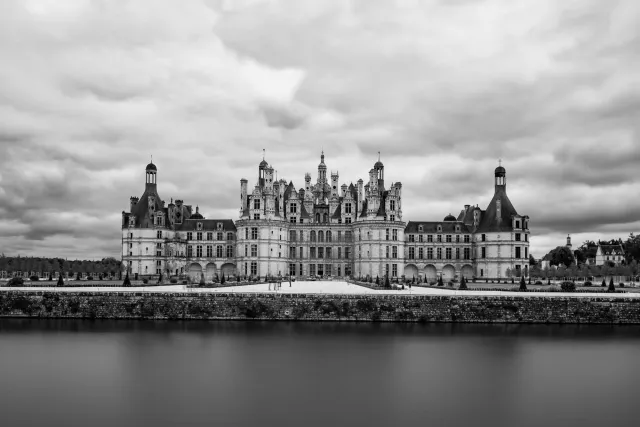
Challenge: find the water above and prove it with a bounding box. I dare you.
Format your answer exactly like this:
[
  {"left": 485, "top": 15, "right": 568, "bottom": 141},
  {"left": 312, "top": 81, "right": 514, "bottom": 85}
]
[{"left": 1, "top": 320, "right": 639, "bottom": 427}]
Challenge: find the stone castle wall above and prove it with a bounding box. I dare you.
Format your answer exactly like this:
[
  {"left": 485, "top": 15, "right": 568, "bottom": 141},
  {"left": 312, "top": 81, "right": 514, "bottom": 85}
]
[{"left": 1, "top": 291, "right": 640, "bottom": 323}]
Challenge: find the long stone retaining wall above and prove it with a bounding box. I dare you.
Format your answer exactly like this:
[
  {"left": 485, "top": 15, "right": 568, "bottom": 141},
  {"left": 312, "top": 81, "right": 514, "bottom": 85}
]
[{"left": 2, "top": 291, "right": 640, "bottom": 323}]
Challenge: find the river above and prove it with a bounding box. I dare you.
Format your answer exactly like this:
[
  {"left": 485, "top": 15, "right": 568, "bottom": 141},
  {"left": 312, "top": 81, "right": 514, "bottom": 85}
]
[{"left": 1, "top": 319, "right": 639, "bottom": 427}]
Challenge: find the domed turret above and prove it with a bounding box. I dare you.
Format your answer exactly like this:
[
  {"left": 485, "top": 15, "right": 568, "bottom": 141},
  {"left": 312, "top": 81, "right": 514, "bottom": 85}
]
[
  {"left": 495, "top": 161, "right": 506, "bottom": 190},
  {"left": 190, "top": 206, "right": 204, "bottom": 220},
  {"left": 145, "top": 160, "right": 157, "bottom": 190},
  {"left": 146, "top": 162, "right": 157, "bottom": 172},
  {"left": 444, "top": 213, "right": 456, "bottom": 221}
]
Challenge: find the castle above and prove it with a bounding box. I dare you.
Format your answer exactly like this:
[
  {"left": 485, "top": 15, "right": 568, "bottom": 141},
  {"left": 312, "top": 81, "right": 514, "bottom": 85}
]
[{"left": 122, "top": 154, "right": 530, "bottom": 282}]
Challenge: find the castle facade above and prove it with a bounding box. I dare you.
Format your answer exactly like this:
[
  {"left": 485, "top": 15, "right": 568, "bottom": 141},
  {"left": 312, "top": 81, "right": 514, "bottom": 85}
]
[{"left": 122, "top": 155, "right": 530, "bottom": 282}]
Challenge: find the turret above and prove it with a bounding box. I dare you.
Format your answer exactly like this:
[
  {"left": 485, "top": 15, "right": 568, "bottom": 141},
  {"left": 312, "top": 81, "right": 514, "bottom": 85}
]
[
  {"left": 374, "top": 154, "right": 384, "bottom": 190},
  {"left": 145, "top": 161, "right": 157, "bottom": 192},
  {"left": 259, "top": 159, "right": 268, "bottom": 187},
  {"left": 495, "top": 163, "right": 506, "bottom": 192},
  {"left": 317, "top": 151, "right": 327, "bottom": 183},
  {"left": 566, "top": 234, "right": 572, "bottom": 249},
  {"left": 331, "top": 171, "right": 339, "bottom": 198},
  {"left": 130, "top": 196, "right": 139, "bottom": 213}
]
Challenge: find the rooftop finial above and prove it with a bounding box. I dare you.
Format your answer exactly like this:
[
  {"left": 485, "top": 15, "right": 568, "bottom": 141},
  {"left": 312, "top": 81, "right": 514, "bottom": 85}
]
[
  {"left": 499, "top": 158, "right": 502, "bottom": 166},
  {"left": 151, "top": 154, "right": 153, "bottom": 164},
  {"left": 378, "top": 151, "right": 380, "bottom": 162},
  {"left": 263, "top": 149, "right": 265, "bottom": 161}
]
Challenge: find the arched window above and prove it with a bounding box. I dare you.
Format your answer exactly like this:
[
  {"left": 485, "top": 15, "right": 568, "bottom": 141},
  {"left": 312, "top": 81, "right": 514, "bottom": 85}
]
[
  {"left": 323, "top": 213, "right": 328, "bottom": 223},
  {"left": 318, "top": 231, "right": 324, "bottom": 242},
  {"left": 315, "top": 213, "right": 320, "bottom": 223},
  {"left": 289, "top": 230, "right": 296, "bottom": 242},
  {"left": 326, "top": 231, "right": 332, "bottom": 242},
  {"left": 310, "top": 231, "right": 316, "bottom": 242}
]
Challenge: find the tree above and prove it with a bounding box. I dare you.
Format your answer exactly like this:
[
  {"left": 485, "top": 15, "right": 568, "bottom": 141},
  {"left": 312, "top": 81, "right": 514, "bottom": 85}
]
[
  {"left": 437, "top": 275, "right": 444, "bottom": 287},
  {"left": 157, "top": 273, "right": 163, "bottom": 284},
  {"left": 56, "top": 272, "right": 64, "bottom": 287},
  {"left": 375, "top": 276, "right": 379, "bottom": 285},
  {"left": 459, "top": 276, "right": 467, "bottom": 290},
  {"left": 608, "top": 278, "right": 615, "bottom": 292},
  {"left": 544, "top": 246, "right": 575, "bottom": 268},
  {"left": 123, "top": 273, "right": 131, "bottom": 287},
  {"left": 221, "top": 273, "right": 226, "bottom": 285},
  {"left": 200, "top": 273, "right": 206, "bottom": 286},
  {"left": 519, "top": 276, "right": 527, "bottom": 291},
  {"left": 623, "top": 233, "right": 640, "bottom": 264},
  {"left": 505, "top": 268, "right": 512, "bottom": 279},
  {"left": 529, "top": 254, "right": 537, "bottom": 266},
  {"left": 385, "top": 274, "right": 390, "bottom": 288}
]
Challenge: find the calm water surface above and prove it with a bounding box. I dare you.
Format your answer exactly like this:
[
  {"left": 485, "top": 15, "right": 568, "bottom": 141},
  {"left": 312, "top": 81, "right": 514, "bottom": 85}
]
[{"left": 1, "top": 319, "right": 639, "bottom": 427}]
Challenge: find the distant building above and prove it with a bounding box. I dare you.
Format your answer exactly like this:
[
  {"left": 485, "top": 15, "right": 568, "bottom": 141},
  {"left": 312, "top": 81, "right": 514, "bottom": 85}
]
[{"left": 595, "top": 242, "right": 625, "bottom": 266}]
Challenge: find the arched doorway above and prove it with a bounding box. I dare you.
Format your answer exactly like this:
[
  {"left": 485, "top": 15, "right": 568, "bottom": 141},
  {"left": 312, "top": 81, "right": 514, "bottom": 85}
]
[
  {"left": 221, "top": 263, "right": 236, "bottom": 278},
  {"left": 205, "top": 263, "right": 217, "bottom": 282},
  {"left": 188, "top": 263, "right": 203, "bottom": 282},
  {"left": 424, "top": 265, "right": 437, "bottom": 282},
  {"left": 461, "top": 265, "right": 473, "bottom": 279},
  {"left": 442, "top": 265, "right": 455, "bottom": 281},
  {"left": 405, "top": 264, "right": 418, "bottom": 280}
]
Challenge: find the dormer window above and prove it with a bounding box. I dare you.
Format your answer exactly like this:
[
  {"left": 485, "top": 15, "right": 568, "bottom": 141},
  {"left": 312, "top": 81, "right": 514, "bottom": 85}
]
[
  {"left": 418, "top": 225, "right": 423, "bottom": 232},
  {"left": 455, "top": 225, "right": 460, "bottom": 232},
  {"left": 197, "top": 222, "right": 203, "bottom": 230},
  {"left": 437, "top": 225, "right": 442, "bottom": 233},
  {"left": 217, "top": 223, "right": 223, "bottom": 230}
]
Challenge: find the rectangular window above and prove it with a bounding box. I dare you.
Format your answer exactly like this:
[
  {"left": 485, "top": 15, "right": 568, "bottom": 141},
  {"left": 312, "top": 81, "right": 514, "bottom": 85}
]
[
  {"left": 290, "top": 217, "right": 296, "bottom": 223},
  {"left": 427, "top": 235, "right": 433, "bottom": 243},
  {"left": 251, "top": 262, "right": 257, "bottom": 276},
  {"left": 464, "top": 235, "right": 470, "bottom": 243},
  {"left": 216, "top": 245, "right": 223, "bottom": 258},
  {"left": 217, "top": 232, "right": 223, "bottom": 240},
  {"left": 251, "top": 228, "right": 258, "bottom": 239},
  {"left": 254, "top": 199, "right": 260, "bottom": 209},
  {"left": 326, "top": 248, "right": 332, "bottom": 259},
  {"left": 392, "top": 230, "right": 398, "bottom": 241},
  {"left": 310, "top": 264, "right": 316, "bottom": 276},
  {"left": 197, "top": 232, "right": 202, "bottom": 241},
  {"left": 525, "top": 234, "right": 528, "bottom": 242},
  {"left": 345, "top": 203, "right": 352, "bottom": 214},
  {"left": 525, "top": 247, "right": 528, "bottom": 259},
  {"left": 187, "top": 232, "right": 193, "bottom": 240},
  {"left": 207, "top": 245, "right": 213, "bottom": 257},
  {"left": 244, "top": 244, "right": 248, "bottom": 256},
  {"left": 515, "top": 247, "right": 521, "bottom": 258},
  {"left": 290, "top": 247, "right": 296, "bottom": 259},
  {"left": 427, "top": 248, "right": 433, "bottom": 259},
  {"left": 253, "top": 214, "right": 260, "bottom": 220},
  {"left": 187, "top": 246, "right": 193, "bottom": 257},
  {"left": 345, "top": 247, "right": 350, "bottom": 259},
  {"left": 244, "top": 228, "right": 248, "bottom": 239},
  {"left": 409, "top": 247, "right": 415, "bottom": 259},
  {"left": 408, "top": 234, "right": 415, "bottom": 242},
  {"left": 345, "top": 217, "right": 351, "bottom": 224},
  {"left": 250, "top": 245, "right": 257, "bottom": 257},
  {"left": 446, "top": 248, "right": 452, "bottom": 259},
  {"left": 227, "top": 232, "right": 233, "bottom": 241},
  {"left": 196, "top": 245, "right": 203, "bottom": 257},
  {"left": 464, "top": 247, "right": 470, "bottom": 259},
  {"left": 515, "top": 233, "right": 521, "bottom": 241},
  {"left": 455, "top": 235, "right": 460, "bottom": 243},
  {"left": 318, "top": 248, "right": 324, "bottom": 259},
  {"left": 207, "top": 232, "right": 213, "bottom": 240},
  {"left": 482, "top": 234, "right": 486, "bottom": 242},
  {"left": 289, "top": 263, "right": 296, "bottom": 276},
  {"left": 156, "top": 251, "right": 162, "bottom": 257},
  {"left": 157, "top": 231, "right": 162, "bottom": 239},
  {"left": 386, "top": 246, "right": 389, "bottom": 258},
  {"left": 392, "top": 264, "right": 398, "bottom": 278},
  {"left": 419, "top": 247, "right": 424, "bottom": 259},
  {"left": 481, "top": 247, "right": 486, "bottom": 258},
  {"left": 290, "top": 203, "right": 297, "bottom": 213},
  {"left": 226, "top": 246, "right": 233, "bottom": 258},
  {"left": 337, "top": 247, "right": 342, "bottom": 259},
  {"left": 418, "top": 234, "right": 423, "bottom": 243},
  {"left": 385, "top": 229, "right": 390, "bottom": 240},
  {"left": 310, "top": 247, "right": 316, "bottom": 258},
  {"left": 392, "top": 246, "right": 398, "bottom": 259},
  {"left": 299, "top": 247, "right": 303, "bottom": 258},
  {"left": 516, "top": 220, "right": 520, "bottom": 228},
  {"left": 437, "top": 248, "right": 442, "bottom": 259},
  {"left": 455, "top": 248, "right": 460, "bottom": 259},
  {"left": 437, "top": 235, "right": 442, "bottom": 243},
  {"left": 156, "top": 269, "right": 161, "bottom": 275},
  {"left": 446, "top": 235, "right": 452, "bottom": 243},
  {"left": 345, "top": 231, "right": 352, "bottom": 242}
]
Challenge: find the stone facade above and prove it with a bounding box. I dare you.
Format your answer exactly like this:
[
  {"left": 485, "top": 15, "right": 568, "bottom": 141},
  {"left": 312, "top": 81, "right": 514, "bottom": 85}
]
[{"left": 122, "top": 155, "right": 530, "bottom": 281}]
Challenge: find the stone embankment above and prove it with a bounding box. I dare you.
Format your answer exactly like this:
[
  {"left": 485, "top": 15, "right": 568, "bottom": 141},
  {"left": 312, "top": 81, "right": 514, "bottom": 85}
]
[{"left": 1, "top": 291, "right": 640, "bottom": 323}]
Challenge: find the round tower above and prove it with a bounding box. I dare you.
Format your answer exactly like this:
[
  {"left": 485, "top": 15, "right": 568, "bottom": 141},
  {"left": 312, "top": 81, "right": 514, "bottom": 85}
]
[
  {"left": 318, "top": 151, "right": 327, "bottom": 183},
  {"left": 495, "top": 162, "right": 506, "bottom": 190},
  {"left": 145, "top": 161, "right": 157, "bottom": 192}
]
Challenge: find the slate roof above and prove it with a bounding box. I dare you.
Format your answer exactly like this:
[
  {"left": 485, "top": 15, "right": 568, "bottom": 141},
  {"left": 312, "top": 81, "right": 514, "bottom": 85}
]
[
  {"left": 176, "top": 219, "right": 236, "bottom": 232},
  {"left": 129, "top": 189, "right": 164, "bottom": 228},
  {"left": 475, "top": 187, "right": 520, "bottom": 233},
  {"left": 405, "top": 221, "right": 471, "bottom": 234},
  {"left": 598, "top": 244, "right": 624, "bottom": 255}
]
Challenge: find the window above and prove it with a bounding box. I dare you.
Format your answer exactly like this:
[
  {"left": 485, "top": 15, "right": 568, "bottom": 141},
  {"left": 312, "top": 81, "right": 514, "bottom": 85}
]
[
  {"left": 326, "top": 248, "right": 332, "bottom": 259},
  {"left": 345, "top": 231, "right": 352, "bottom": 242},
  {"left": 187, "top": 232, "right": 193, "bottom": 240},
  {"left": 299, "top": 247, "right": 303, "bottom": 258},
  {"left": 392, "top": 230, "right": 398, "bottom": 241},
  {"left": 481, "top": 234, "right": 486, "bottom": 242},
  {"left": 197, "top": 232, "right": 202, "bottom": 241},
  {"left": 216, "top": 245, "right": 223, "bottom": 258},
  {"left": 226, "top": 246, "right": 233, "bottom": 258},
  {"left": 418, "top": 225, "right": 423, "bottom": 232},
  {"left": 253, "top": 214, "right": 260, "bottom": 220},
  {"left": 318, "top": 248, "right": 324, "bottom": 259},
  {"left": 515, "top": 247, "right": 521, "bottom": 258},
  {"left": 290, "top": 217, "right": 297, "bottom": 223},
  {"left": 437, "top": 248, "right": 442, "bottom": 259},
  {"left": 310, "top": 264, "right": 316, "bottom": 276},
  {"left": 419, "top": 247, "right": 424, "bottom": 259},
  {"left": 345, "top": 247, "right": 350, "bottom": 259},
  {"left": 337, "top": 247, "right": 342, "bottom": 259},
  {"left": 515, "top": 233, "right": 521, "bottom": 241},
  {"left": 251, "top": 262, "right": 257, "bottom": 276},
  {"left": 129, "top": 243, "right": 132, "bottom": 249},
  {"left": 437, "top": 235, "right": 442, "bottom": 243},
  {"left": 207, "top": 245, "right": 213, "bottom": 257},
  {"left": 386, "top": 229, "right": 389, "bottom": 241},
  {"left": 390, "top": 200, "right": 395, "bottom": 211},
  {"left": 390, "top": 214, "right": 395, "bottom": 222},
  {"left": 227, "top": 232, "right": 233, "bottom": 241},
  {"left": 156, "top": 260, "right": 162, "bottom": 267},
  {"left": 525, "top": 247, "right": 528, "bottom": 259},
  {"left": 157, "top": 231, "right": 162, "bottom": 239},
  {"left": 290, "top": 263, "right": 296, "bottom": 276},
  {"left": 251, "top": 228, "right": 258, "bottom": 239},
  {"left": 464, "top": 248, "right": 470, "bottom": 260},
  {"left": 207, "top": 232, "right": 213, "bottom": 241},
  {"left": 455, "top": 248, "right": 460, "bottom": 259},
  {"left": 481, "top": 247, "right": 486, "bottom": 258},
  {"left": 318, "top": 231, "right": 324, "bottom": 242},
  {"left": 196, "top": 245, "right": 203, "bottom": 257},
  {"left": 244, "top": 244, "right": 248, "bottom": 256},
  {"left": 427, "top": 235, "right": 433, "bottom": 243},
  {"left": 516, "top": 220, "right": 520, "bottom": 228},
  {"left": 455, "top": 235, "right": 460, "bottom": 243},
  {"left": 409, "top": 247, "right": 415, "bottom": 259},
  {"left": 418, "top": 234, "right": 423, "bottom": 243},
  {"left": 409, "top": 234, "right": 415, "bottom": 242},
  {"left": 446, "top": 248, "right": 452, "bottom": 259},
  {"left": 156, "top": 250, "right": 162, "bottom": 257},
  {"left": 525, "top": 234, "right": 528, "bottom": 242},
  {"left": 327, "top": 231, "right": 332, "bottom": 242},
  {"left": 345, "top": 203, "right": 352, "bottom": 214},
  {"left": 156, "top": 268, "right": 161, "bottom": 275},
  {"left": 310, "top": 247, "right": 316, "bottom": 258},
  {"left": 197, "top": 222, "right": 203, "bottom": 231},
  {"left": 254, "top": 199, "right": 260, "bottom": 209},
  {"left": 345, "top": 217, "right": 351, "bottom": 224},
  {"left": 392, "top": 264, "right": 397, "bottom": 278},
  {"left": 464, "top": 235, "right": 470, "bottom": 243},
  {"left": 392, "top": 246, "right": 398, "bottom": 259},
  {"left": 427, "top": 248, "right": 433, "bottom": 259},
  {"left": 446, "top": 235, "right": 452, "bottom": 243},
  {"left": 217, "top": 232, "right": 223, "bottom": 241},
  {"left": 386, "top": 246, "right": 390, "bottom": 258},
  {"left": 187, "top": 246, "right": 193, "bottom": 257},
  {"left": 217, "top": 222, "right": 223, "bottom": 230},
  {"left": 251, "top": 245, "right": 257, "bottom": 257},
  {"left": 310, "top": 231, "right": 316, "bottom": 242},
  {"left": 290, "top": 247, "right": 296, "bottom": 259},
  {"left": 290, "top": 203, "right": 297, "bottom": 213}
]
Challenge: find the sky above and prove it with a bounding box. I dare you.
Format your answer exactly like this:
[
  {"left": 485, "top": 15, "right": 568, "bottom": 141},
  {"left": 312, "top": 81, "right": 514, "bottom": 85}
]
[{"left": 0, "top": 0, "right": 639, "bottom": 260}]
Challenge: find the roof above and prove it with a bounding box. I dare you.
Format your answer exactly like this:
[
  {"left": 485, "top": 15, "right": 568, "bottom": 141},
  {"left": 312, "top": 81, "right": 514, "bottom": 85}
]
[
  {"left": 405, "top": 221, "right": 471, "bottom": 234},
  {"left": 495, "top": 165, "right": 505, "bottom": 175},
  {"left": 259, "top": 160, "right": 268, "bottom": 168},
  {"left": 176, "top": 219, "right": 237, "bottom": 232},
  {"left": 444, "top": 214, "right": 456, "bottom": 221},
  {"left": 129, "top": 189, "right": 164, "bottom": 228},
  {"left": 332, "top": 203, "right": 342, "bottom": 219},
  {"left": 475, "top": 187, "right": 519, "bottom": 233},
  {"left": 374, "top": 160, "right": 384, "bottom": 169},
  {"left": 146, "top": 162, "right": 157, "bottom": 171},
  {"left": 598, "top": 244, "right": 624, "bottom": 255}
]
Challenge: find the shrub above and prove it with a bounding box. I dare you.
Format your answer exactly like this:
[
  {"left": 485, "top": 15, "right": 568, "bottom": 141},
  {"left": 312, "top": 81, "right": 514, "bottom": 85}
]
[
  {"left": 375, "top": 276, "right": 380, "bottom": 285},
  {"left": 459, "top": 276, "right": 468, "bottom": 290},
  {"left": 608, "top": 278, "right": 615, "bottom": 292},
  {"left": 619, "top": 283, "right": 625, "bottom": 288},
  {"left": 57, "top": 274, "right": 64, "bottom": 287},
  {"left": 560, "top": 281, "right": 576, "bottom": 292},
  {"left": 601, "top": 279, "right": 606, "bottom": 287},
  {"left": 447, "top": 281, "right": 453, "bottom": 287},
  {"left": 30, "top": 276, "right": 39, "bottom": 281},
  {"left": 437, "top": 276, "right": 444, "bottom": 287},
  {"left": 519, "top": 276, "right": 527, "bottom": 291},
  {"left": 584, "top": 281, "right": 592, "bottom": 287},
  {"left": 200, "top": 274, "right": 205, "bottom": 286},
  {"left": 221, "top": 274, "right": 226, "bottom": 285},
  {"left": 182, "top": 280, "right": 188, "bottom": 285},
  {"left": 86, "top": 276, "right": 93, "bottom": 281},
  {"left": 123, "top": 273, "right": 131, "bottom": 287},
  {"left": 7, "top": 277, "right": 24, "bottom": 287},
  {"left": 170, "top": 278, "right": 178, "bottom": 284},
  {"left": 385, "top": 275, "right": 390, "bottom": 288},
  {"left": 142, "top": 278, "right": 149, "bottom": 284},
  {"left": 429, "top": 281, "right": 437, "bottom": 286},
  {"left": 535, "top": 281, "right": 543, "bottom": 285}
]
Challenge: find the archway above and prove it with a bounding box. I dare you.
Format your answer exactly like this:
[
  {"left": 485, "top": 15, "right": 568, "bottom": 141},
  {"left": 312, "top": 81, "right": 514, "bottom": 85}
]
[
  {"left": 205, "top": 263, "right": 217, "bottom": 282},
  {"left": 461, "top": 265, "right": 473, "bottom": 280},
  {"left": 188, "top": 263, "right": 203, "bottom": 282},
  {"left": 442, "top": 264, "right": 456, "bottom": 281},
  {"left": 221, "top": 263, "right": 236, "bottom": 278},
  {"left": 405, "top": 264, "right": 418, "bottom": 280},
  {"left": 423, "top": 265, "right": 437, "bottom": 282}
]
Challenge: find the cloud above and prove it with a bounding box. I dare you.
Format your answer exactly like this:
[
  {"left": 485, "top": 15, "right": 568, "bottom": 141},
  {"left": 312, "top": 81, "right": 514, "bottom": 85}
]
[{"left": 0, "top": 0, "right": 638, "bottom": 259}]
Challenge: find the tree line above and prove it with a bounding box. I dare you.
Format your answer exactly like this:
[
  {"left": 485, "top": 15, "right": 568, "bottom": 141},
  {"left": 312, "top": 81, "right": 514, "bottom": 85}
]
[{"left": 0, "top": 256, "right": 123, "bottom": 278}]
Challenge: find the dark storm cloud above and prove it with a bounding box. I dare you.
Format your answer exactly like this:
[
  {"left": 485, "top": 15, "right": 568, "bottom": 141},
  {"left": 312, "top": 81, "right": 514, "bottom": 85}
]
[{"left": 0, "top": 0, "right": 638, "bottom": 258}]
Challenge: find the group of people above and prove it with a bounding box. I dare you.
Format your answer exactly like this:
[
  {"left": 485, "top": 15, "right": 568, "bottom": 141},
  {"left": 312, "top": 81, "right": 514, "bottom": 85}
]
[{"left": 268, "top": 277, "right": 292, "bottom": 291}]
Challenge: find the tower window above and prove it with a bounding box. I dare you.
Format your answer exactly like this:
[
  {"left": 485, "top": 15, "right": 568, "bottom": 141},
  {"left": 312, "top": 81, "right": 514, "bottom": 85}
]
[{"left": 253, "top": 199, "right": 260, "bottom": 210}]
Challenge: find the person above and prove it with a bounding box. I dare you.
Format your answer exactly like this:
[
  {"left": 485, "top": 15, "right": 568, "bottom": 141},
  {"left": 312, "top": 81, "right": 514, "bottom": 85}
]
[
  {"left": 289, "top": 277, "right": 292, "bottom": 287},
  {"left": 268, "top": 282, "right": 271, "bottom": 291}
]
